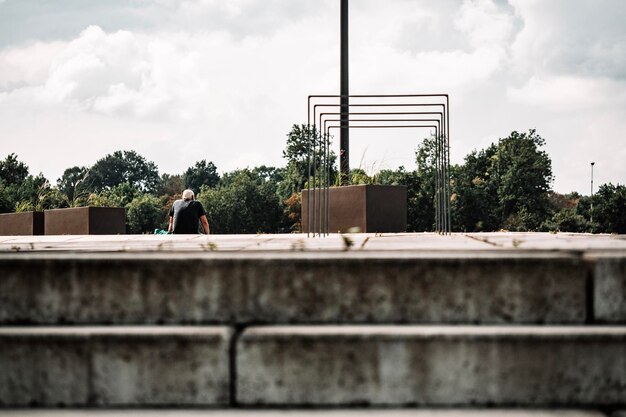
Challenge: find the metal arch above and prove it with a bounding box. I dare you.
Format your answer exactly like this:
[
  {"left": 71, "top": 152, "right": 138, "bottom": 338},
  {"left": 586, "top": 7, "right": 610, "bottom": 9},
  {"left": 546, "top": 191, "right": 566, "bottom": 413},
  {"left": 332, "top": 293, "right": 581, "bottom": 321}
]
[{"left": 305, "top": 94, "right": 451, "bottom": 236}]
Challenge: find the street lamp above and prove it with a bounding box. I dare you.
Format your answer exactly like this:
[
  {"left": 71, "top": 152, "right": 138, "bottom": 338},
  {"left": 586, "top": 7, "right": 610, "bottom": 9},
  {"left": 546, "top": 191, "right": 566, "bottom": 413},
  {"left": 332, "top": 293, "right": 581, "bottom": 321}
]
[{"left": 590, "top": 162, "right": 595, "bottom": 224}]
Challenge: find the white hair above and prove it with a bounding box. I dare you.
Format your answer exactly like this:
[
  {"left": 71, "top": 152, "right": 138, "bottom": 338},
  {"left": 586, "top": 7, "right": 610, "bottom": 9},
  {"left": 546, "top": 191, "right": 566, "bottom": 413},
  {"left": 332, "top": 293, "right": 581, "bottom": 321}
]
[{"left": 182, "top": 189, "right": 195, "bottom": 200}]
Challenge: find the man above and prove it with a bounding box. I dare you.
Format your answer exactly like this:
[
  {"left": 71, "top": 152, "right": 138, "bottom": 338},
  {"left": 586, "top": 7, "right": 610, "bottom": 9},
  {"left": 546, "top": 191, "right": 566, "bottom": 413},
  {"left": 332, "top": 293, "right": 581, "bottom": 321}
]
[{"left": 168, "top": 189, "right": 210, "bottom": 234}]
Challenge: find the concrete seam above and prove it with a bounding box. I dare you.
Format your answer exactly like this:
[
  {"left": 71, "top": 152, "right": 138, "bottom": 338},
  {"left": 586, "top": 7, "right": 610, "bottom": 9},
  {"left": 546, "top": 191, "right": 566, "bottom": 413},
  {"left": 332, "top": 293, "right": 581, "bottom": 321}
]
[
  {"left": 229, "top": 324, "right": 246, "bottom": 407},
  {"left": 87, "top": 335, "right": 96, "bottom": 406},
  {"left": 586, "top": 258, "right": 596, "bottom": 324}
]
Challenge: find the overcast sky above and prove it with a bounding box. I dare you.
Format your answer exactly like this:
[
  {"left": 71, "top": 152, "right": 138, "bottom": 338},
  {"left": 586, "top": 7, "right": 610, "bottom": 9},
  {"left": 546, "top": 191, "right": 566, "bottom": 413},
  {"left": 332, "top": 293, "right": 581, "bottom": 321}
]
[{"left": 1, "top": 0, "right": 624, "bottom": 194}]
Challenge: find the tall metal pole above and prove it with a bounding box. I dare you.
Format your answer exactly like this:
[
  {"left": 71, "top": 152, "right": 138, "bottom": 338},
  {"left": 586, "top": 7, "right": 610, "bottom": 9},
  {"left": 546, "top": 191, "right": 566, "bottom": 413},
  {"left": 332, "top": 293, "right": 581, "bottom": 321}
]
[
  {"left": 340, "top": 0, "right": 350, "bottom": 185},
  {"left": 590, "top": 162, "right": 595, "bottom": 224}
]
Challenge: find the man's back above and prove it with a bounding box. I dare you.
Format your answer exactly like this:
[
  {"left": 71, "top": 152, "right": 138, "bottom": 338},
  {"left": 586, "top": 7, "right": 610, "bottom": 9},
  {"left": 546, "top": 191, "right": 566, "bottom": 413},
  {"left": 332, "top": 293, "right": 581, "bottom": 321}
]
[{"left": 169, "top": 199, "right": 206, "bottom": 234}]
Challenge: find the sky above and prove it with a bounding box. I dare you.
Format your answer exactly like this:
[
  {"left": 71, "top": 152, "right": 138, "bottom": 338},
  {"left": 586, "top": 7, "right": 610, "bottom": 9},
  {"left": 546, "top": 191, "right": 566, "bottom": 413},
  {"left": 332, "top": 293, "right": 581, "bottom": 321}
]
[{"left": 0, "top": 0, "right": 624, "bottom": 194}]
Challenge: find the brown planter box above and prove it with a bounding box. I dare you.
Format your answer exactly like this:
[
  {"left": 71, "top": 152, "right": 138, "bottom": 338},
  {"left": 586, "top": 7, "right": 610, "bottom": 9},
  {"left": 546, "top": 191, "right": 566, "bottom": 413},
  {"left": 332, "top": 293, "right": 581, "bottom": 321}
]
[
  {"left": 44, "top": 207, "right": 126, "bottom": 235},
  {"left": 302, "top": 185, "right": 407, "bottom": 233},
  {"left": 0, "top": 211, "right": 44, "bottom": 236}
]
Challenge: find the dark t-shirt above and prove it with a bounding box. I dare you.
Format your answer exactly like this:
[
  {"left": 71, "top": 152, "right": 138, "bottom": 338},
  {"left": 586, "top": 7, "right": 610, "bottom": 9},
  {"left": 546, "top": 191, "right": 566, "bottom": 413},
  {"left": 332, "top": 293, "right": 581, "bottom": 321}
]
[{"left": 169, "top": 199, "right": 207, "bottom": 234}]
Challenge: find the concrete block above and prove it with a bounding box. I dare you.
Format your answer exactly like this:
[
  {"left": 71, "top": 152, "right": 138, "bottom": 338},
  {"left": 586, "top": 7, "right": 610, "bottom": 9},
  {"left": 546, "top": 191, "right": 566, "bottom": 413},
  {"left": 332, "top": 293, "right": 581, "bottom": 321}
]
[
  {"left": 0, "top": 212, "right": 44, "bottom": 236},
  {"left": 0, "top": 411, "right": 610, "bottom": 417},
  {"left": 237, "top": 325, "right": 626, "bottom": 407},
  {"left": 44, "top": 207, "right": 125, "bottom": 235},
  {"left": 0, "top": 327, "right": 231, "bottom": 406},
  {"left": 591, "top": 255, "right": 626, "bottom": 322},
  {"left": 0, "top": 252, "right": 587, "bottom": 324},
  {"left": 302, "top": 185, "right": 407, "bottom": 233}
]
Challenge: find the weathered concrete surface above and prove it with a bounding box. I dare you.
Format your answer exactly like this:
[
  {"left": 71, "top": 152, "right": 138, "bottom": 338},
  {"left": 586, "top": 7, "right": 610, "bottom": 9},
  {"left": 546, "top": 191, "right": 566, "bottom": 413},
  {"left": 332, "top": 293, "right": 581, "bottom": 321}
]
[
  {"left": 0, "top": 411, "right": 610, "bottom": 416},
  {"left": 0, "top": 252, "right": 586, "bottom": 324},
  {"left": 237, "top": 326, "right": 626, "bottom": 407},
  {"left": 1, "top": 232, "right": 625, "bottom": 253},
  {"left": 589, "top": 255, "right": 626, "bottom": 322},
  {"left": 0, "top": 327, "right": 231, "bottom": 406}
]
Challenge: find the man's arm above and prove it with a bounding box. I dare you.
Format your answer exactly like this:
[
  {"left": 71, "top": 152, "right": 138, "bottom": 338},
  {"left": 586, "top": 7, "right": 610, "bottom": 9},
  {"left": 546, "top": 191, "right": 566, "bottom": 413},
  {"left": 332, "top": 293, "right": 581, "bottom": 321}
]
[
  {"left": 168, "top": 216, "right": 174, "bottom": 234},
  {"left": 200, "top": 215, "right": 210, "bottom": 234}
]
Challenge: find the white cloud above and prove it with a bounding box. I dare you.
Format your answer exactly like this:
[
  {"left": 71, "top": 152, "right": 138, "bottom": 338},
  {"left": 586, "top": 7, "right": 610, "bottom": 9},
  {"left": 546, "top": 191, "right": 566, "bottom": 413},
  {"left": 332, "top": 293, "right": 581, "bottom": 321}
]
[
  {"left": 454, "top": 0, "right": 516, "bottom": 49},
  {"left": 0, "top": 0, "right": 625, "bottom": 194},
  {"left": 0, "top": 41, "right": 65, "bottom": 90},
  {"left": 509, "top": 0, "right": 626, "bottom": 79},
  {"left": 507, "top": 75, "right": 626, "bottom": 111}
]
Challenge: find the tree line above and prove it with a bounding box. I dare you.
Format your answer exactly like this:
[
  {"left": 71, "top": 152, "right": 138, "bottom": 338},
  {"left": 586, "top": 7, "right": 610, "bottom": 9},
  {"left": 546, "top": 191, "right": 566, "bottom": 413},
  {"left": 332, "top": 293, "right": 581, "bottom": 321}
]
[{"left": 0, "top": 127, "right": 624, "bottom": 234}]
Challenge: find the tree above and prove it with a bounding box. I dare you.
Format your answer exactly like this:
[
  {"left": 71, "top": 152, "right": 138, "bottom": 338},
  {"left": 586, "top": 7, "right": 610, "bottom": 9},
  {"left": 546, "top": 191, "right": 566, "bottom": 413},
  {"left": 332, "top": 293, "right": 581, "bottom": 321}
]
[
  {"left": 0, "top": 154, "right": 31, "bottom": 213},
  {"left": 127, "top": 194, "right": 164, "bottom": 234},
  {"left": 197, "top": 169, "right": 284, "bottom": 234},
  {"left": 493, "top": 129, "right": 553, "bottom": 230},
  {"left": 592, "top": 183, "right": 626, "bottom": 234},
  {"left": 279, "top": 124, "right": 337, "bottom": 200},
  {"left": 182, "top": 160, "right": 220, "bottom": 191},
  {"left": 540, "top": 207, "right": 591, "bottom": 233},
  {"left": 452, "top": 146, "right": 500, "bottom": 231},
  {"left": 283, "top": 192, "right": 301, "bottom": 232},
  {"left": 88, "top": 150, "right": 160, "bottom": 193},
  {"left": 57, "top": 166, "right": 90, "bottom": 207},
  {"left": 451, "top": 129, "right": 553, "bottom": 231},
  {"left": 408, "top": 136, "right": 441, "bottom": 232},
  {"left": 0, "top": 153, "right": 29, "bottom": 186},
  {"left": 87, "top": 182, "right": 140, "bottom": 208},
  {"left": 158, "top": 173, "right": 184, "bottom": 197}
]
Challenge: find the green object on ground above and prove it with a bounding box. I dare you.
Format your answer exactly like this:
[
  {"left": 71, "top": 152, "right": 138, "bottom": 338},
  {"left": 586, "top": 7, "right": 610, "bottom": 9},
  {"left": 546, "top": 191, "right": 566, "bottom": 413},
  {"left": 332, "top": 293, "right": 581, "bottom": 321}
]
[{"left": 153, "top": 228, "right": 169, "bottom": 235}]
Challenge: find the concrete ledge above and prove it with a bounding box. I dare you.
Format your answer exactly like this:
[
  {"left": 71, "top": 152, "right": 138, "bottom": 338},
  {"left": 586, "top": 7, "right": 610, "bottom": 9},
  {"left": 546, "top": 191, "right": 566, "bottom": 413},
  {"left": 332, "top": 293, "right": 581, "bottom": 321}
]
[
  {"left": 589, "top": 255, "right": 626, "bottom": 322},
  {"left": 237, "top": 325, "right": 626, "bottom": 407},
  {"left": 0, "top": 411, "right": 610, "bottom": 416},
  {"left": 0, "top": 253, "right": 586, "bottom": 324},
  {"left": 0, "top": 327, "right": 231, "bottom": 406}
]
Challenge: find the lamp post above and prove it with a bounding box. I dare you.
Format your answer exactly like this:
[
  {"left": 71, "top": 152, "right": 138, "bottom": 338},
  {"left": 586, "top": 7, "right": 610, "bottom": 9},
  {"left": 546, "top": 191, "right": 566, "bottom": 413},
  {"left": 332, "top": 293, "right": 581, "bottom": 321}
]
[
  {"left": 340, "top": 0, "right": 349, "bottom": 185},
  {"left": 590, "top": 162, "right": 595, "bottom": 224}
]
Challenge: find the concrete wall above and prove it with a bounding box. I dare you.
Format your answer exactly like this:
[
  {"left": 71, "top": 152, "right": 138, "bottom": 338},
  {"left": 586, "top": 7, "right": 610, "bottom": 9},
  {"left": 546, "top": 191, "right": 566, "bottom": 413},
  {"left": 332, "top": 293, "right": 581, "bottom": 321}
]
[{"left": 0, "top": 250, "right": 625, "bottom": 412}]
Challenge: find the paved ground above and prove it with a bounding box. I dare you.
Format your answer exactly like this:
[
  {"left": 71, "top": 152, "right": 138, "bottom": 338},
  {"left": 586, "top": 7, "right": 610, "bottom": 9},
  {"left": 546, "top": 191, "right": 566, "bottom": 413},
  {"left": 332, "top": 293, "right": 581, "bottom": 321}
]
[{"left": 0, "top": 232, "right": 624, "bottom": 253}]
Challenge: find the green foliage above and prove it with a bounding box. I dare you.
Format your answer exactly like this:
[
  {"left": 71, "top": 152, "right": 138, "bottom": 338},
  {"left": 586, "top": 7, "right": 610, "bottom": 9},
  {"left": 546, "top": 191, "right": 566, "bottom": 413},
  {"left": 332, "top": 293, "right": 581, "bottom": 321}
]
[
  {"left": 540, "top": 207, "right": 592, "bottom": 233},
  {"left": 492, "top": 130, "right": 553, "bottom": 228},
  {"left": 183, "top": 160, "right": 220, "bottom": 191},
  {"left": 57, "top": 166, "right": 90, "bottom": 207},
  {"left": 0, "top": 154, "right": 33, "bottom": 213},
  {"left": 451, "top": 129, "right": 553, "bottom": 231},
  {"left": 2, "top": 128, "right": 624, "bottom": 235},
  {"left": 87, "top": 182, "right": 140, "bottom": 208},
  {"left": 126, "top": 194, "right": 164, "bottom": 234},
  {"left": 350, "top": 168, "right": 373, "bottom": 185},
  {"left": 158, "top": 173, "right": 183, "bottom": 197},
  {"left": 88, "top": 150, "right": 160, "bottom": 193},
  {"left": 197, "top": 169, "right": 284, "bottom": 234},
  {"left": 4, "top": 173, "right": 58, "bottom": 213},
  {"left": 592, "top": 183, "right": 626, "bottom": 234},
  {"left": 0, "top": 154, "right": 29, "bottom": 186},
  {"left": 452, "top": 147, "right": 499, "bottom": 231},
  {"left": 279, "top": 124, "right": 337, "bottom": 200}
]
